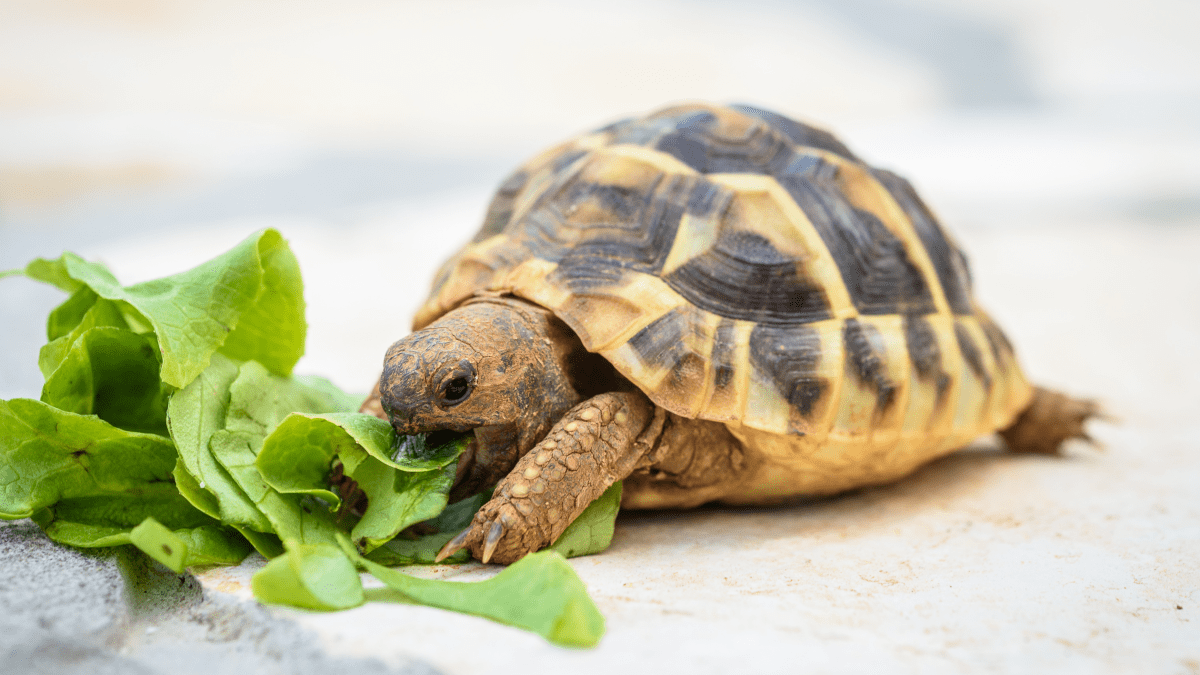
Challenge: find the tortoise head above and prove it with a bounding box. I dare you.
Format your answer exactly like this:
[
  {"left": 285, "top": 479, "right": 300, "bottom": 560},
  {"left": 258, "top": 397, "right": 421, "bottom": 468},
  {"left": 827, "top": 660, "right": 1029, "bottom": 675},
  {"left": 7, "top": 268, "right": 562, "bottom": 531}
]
[{"left": 379, "top": 297, "right": 583, "bottom": 496}]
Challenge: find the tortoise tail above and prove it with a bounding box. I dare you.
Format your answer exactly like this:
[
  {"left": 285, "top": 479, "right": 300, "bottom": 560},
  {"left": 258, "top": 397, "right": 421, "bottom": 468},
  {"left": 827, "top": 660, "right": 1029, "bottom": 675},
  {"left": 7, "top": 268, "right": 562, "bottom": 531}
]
[{"left": 999, "top": 386, "right": 1102, "bottom": 455}]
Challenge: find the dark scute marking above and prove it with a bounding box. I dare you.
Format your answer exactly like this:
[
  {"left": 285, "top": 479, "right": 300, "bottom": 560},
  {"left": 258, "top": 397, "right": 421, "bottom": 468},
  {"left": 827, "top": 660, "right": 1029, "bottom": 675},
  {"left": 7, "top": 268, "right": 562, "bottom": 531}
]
[
  {"left": 776, "top": 157, "right": 936, "bottom": 316},
  {"left": 550, "top": 175, "right": 702, "bottom": 294},
  {"left": 904, "top": 314, "right": 950, "bottom": 401},
  {"left": 626, "top": 306, "right": 709, "bottom": 396},
  {"left": 508, "top": 203, "right": 570, "bottom": 262},
  {"left": 609, "top": 109, "right": 711, "bottom": 148},
  {"left": 686, "top": 180, "right": 725, "bottom": 217},
  {"left": 656, "top": 129, "right": 709, "bottom": 171},
  {"left": 514, "top": 164, "right": 664, "bottom": 266},
  {"left": 730, "top": 104, "right": 860, "bottom": 161},
  {"left": 978, "top": 315, "right": 1015, "bottom": 365},
  {"left": 646, "top": 109, "right": 793, "bottom": 176},
  {"left": 473, "top": 170, "right": 528, "bottom": 243},
  {"left": 564, "top": 180, "right": 650, "bottom": 224},
  {"left": 550, "top": 148, "right": 589, "bottom": 174},
  {"left": 749, "top": 323, "right": 825, "bottom": 419},
  {"left": 954, "top": 322, "right": 992, "bottom": 390},
  {"left": 873, "top": 168, "right": 974, "bottom": 314},
  {"left": 666, "top": 230, "right": 832, "bottom": 325},
  {"left": 627, "top": 307, "right": 690, "bottom": 378},
  {"left": 711, "top": 318, "right": 737, "bottom": 389},
  {"left": 843, "top": 318, "right": 897, "bottom": 412}
]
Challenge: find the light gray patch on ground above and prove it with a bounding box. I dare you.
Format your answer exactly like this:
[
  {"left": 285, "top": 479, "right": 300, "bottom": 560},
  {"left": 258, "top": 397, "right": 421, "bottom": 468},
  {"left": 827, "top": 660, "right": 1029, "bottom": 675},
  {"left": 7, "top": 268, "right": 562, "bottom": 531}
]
[{"left": 0, "top": 520, "right": 442, "bottom": 675}]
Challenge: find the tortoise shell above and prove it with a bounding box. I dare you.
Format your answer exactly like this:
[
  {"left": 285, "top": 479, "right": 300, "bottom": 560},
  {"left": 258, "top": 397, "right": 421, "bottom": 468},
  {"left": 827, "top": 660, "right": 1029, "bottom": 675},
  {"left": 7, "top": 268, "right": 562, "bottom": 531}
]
[{"left": 415, "top": 103, "right": 1031, "bottom": 489}]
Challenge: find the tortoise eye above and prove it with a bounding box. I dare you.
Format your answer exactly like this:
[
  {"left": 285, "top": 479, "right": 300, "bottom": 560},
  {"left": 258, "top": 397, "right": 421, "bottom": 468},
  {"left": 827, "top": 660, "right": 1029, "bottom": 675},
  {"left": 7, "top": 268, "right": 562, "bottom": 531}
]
[{"left": 439, "top": 376, "right": 473, "bottom": 405}]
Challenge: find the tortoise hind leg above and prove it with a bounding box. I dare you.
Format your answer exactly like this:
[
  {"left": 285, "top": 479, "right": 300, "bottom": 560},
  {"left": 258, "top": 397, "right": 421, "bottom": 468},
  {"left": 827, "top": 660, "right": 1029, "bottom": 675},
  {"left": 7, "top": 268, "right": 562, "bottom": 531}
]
[{"left": 999, "top": 386, "right": 1101, "bottom": 455}]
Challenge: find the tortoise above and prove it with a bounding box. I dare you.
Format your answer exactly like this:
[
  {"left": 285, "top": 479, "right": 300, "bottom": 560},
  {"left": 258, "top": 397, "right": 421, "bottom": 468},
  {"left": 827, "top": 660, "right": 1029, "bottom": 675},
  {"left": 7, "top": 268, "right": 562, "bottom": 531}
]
[{"left": 361, "top": 102, "right": 1096, "bottom": 564}]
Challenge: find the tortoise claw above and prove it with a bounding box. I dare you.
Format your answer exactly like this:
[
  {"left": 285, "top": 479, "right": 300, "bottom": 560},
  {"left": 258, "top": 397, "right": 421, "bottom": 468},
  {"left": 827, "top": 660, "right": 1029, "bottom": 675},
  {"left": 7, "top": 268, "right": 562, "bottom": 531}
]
[
  {"left": 435, "top": 527, "right": 471, "bottom": 563},
  {"left": 480, "top": 520, "right": 504, "bottom": 564}
]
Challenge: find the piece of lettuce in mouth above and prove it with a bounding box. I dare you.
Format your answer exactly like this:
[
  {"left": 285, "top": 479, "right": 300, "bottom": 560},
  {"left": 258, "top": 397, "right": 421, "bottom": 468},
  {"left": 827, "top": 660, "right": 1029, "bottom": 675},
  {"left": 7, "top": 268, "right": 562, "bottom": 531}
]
[{"left": 2, "top": 228, "right": 619, "bottom": 648}]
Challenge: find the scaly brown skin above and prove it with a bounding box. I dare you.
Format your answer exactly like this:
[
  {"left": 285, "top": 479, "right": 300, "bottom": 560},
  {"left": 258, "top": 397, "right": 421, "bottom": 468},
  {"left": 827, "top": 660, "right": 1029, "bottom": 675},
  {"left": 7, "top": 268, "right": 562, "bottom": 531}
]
[
  {"left": 999, "top": 386, "right": 1101, "bottom": 455},
  {"left": 371, "top": 295, "right": 684, "bottom": 563},
  {"left": 439, "top": 392, "right": 665, "bottom": 563}
]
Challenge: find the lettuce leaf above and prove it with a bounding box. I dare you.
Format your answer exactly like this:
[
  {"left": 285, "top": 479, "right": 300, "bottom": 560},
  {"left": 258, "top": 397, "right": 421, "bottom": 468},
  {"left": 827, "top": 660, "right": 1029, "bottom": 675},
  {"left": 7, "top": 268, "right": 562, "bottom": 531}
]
[
  {"left": 12, "top": 229, "right": 305, "bottom": 390},
  {"left": 252, "top": 542, "right": 365, "bottom": 611},
  {"left": 3, "top": 231, "right": 619, "bottom": 648},
  {"left": 0, "top": 398, "right": 180, "bottom": 519},
  {"left": 1, "top": 398, "right": 249, "bottom": 568},
  {"left": 40, "top": 327, "right": 169, "bottom": 436},
  {"left": 550, "top": 482, "right": 622, "bottom": 559},
  {"left": 360, "top": 550, "right": 605, "bottom": 648},
  {"left": 168, "top": 353, "right": 275, "bottom": 532},
  {"left": 256, "top": 413, "right": 470, "bottom": 552}
]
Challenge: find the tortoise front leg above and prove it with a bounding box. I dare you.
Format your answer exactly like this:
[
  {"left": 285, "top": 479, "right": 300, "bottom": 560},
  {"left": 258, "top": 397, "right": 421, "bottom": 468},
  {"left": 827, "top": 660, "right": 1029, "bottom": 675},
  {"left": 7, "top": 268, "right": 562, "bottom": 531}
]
[{"left": 437, "top": 391, "right": 663, "bottom": 564}]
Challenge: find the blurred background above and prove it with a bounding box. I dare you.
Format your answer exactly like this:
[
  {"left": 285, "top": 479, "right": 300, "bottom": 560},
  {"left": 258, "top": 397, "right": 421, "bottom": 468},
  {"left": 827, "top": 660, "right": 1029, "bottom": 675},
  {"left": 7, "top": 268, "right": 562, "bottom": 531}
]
[
  {"left": 2, "top": 0, "right": 1198, "bottom": 403},
  {"left": 4, "top": 4, "right": 1199, "bottom": 671}
]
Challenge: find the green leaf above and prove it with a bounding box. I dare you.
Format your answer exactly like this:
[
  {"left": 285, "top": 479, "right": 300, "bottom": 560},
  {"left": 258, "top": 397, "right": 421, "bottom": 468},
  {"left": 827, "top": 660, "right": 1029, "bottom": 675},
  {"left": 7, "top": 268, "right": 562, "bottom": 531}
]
[
  {"left": 222, "top": 361, "right": 357, "bottom": 440},
  {"left": 364, "top": 531, "right": 470, "bottom": 566},
  {"left": 31, "top": 492, "right": 211, "bottom": 548},
  {"left": 256, "top": 413, "right": 460, "bottom": 553},
  {"left": 234, "top": 526, "right": 285, "bottom": 559},
  {"left": 253, "top": 414, "right": 346, "bottom": 505},
  {"left": 0, "top": 400, "right": 250, "bottom": 568},
  {"left": 168, "top": 357, "right": 361, "bottom": 552},
  {"left": 363, "top": 491, "right": 489, "bottom": 566},
  {"left": 215, "top": 230, "right": 306, "bottom": 380},
  {"left": 167, "top": 354, "right": 274, "bottom": 532},
  {"left": 252, "top": 542, "right": 365, "bottom": 611},
  {"left": 5, "top": 256, "right": 85, "bottom": 293},
  {"left": 258, "top": 410, "right": 467, "bottom": 474},
  {"left": 360, "top": 551, "right": 605, "bottom": 648},
  {"left": 211, "top": 361, "right": 364, "bottom": 548},
  {"left": 352, "top": 460, "right": 456, "bottom": 552},
  {"left": 8, "top": 238, "right": 612, "bottom": 646},
  {"left": 0, "top": 398, "right": 179, "bottom": 519},
  {"left": 39, "top": 298, "right": 132, "bottom": 378},
  {"left": 130, "top": 517, "right": 189, "bottom": 572},
  {"left": 208, "top": 429, "right": 341, "bottom": 548},
  {"left": 172, "top": 458, "right": 221, "bottom": 520},
  {"left": 424, "top": 490, "right": 490, "bottom": 533},
  {"left": 40, "top": 327, "right": 169, "bottom": 435},
  {"left": 550, "top": 482, "right": 622, "bottom": 559},
  {"left": 15, "top": 229, "right": 306, "bottom": 390},
  {"left": 45, "top": 287, "right": 102, "bottom": 341}
]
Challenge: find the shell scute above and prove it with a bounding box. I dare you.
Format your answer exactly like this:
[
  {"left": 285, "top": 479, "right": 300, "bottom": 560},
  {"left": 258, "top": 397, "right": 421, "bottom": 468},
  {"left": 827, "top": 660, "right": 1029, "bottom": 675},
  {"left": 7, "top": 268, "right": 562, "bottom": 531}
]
[{"left": 417, "top": 103, "right": 1032, "bottom": 444}]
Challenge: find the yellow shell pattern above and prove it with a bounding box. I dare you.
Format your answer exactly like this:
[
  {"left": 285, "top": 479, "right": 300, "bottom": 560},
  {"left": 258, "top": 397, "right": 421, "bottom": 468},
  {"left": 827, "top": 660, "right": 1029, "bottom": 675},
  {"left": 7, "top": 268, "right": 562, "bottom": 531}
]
[{"left": 415, "top": 103, "right": 1033, "bottom": 499}]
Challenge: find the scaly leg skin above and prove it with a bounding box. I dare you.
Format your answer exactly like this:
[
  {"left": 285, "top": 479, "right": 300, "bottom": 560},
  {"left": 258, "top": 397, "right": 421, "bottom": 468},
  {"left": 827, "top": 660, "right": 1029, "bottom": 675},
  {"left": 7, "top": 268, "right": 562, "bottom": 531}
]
[
  {"left": 999, "top": 386, "right": 1103, "bottom": 455},
  {"left": 437, "top": 391, "right": 661, "bottom": 564}
]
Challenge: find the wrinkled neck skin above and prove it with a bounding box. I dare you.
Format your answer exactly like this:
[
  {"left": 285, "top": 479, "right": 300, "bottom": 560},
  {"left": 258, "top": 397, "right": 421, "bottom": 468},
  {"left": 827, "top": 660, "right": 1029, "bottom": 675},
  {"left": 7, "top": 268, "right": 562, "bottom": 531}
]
[{"left": 379, "top": 296, "right": 583, "bottom": 499}]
